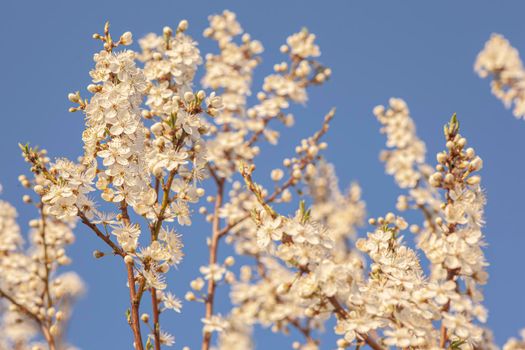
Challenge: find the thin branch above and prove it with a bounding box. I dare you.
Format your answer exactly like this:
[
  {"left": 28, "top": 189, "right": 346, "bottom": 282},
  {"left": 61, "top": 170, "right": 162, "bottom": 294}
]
[
  {"left": 201, "top": 177, "right": 225, "bottom": 350},
  {"left": 151, "top": 169, "right": 177, "bottom": 241},
  {"left": 286, "top": 317, "right": 318, "bottom": 346},
  {"left": 126, "top": 261, "right": 144, "bottom": 350},
  {"left": 120, "top": 201, "right": 145, "bottom": 350},
  {"left": 151, "top": 288, "right": 161, "bottom": 350},
  {"left": 39, "top": 203, "right": 57, "bottom": 350},
  {"left": 77, "top": 209, "right": 125, "bottom": 257},
  {"left": 218, "top": 109, "right": 335, "bottom": 237},
  {"left": 40, "top": 203, "right": 54, "bottom": 310},
  {"left": 0, "top": 289, "right": 41, "bottom": 324}
]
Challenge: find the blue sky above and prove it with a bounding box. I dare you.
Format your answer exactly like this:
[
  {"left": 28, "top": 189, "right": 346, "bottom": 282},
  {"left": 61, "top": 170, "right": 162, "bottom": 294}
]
[{"left": 1, "top": 0, "right": 525, "bottom": 348}]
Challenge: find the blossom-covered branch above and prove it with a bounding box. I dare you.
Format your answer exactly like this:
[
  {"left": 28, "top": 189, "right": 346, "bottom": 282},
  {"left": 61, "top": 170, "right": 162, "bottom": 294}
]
[
  {"left": 475, "top": 34, "right": 525, "bottom": 119},
  {"left": 1, "top": 9, "right": 523, "bottom": 350}
]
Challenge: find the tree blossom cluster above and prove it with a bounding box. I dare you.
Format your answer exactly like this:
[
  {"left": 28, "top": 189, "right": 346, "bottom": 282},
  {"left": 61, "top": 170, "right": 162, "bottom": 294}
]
[
  {"left": 0, "top": 10, "right": 523, "bottom": 350},
  {"left": 0, "top": 159, "right": 84, "bottom": 350},
  {"left": 476, "top": 33, "right": 525, "bottom": 119}
]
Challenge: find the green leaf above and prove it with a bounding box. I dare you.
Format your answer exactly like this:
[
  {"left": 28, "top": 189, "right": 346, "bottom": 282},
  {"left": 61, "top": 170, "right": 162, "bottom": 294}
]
[{"left": 450, "top": 339, "right": 467, "bottom": 349}]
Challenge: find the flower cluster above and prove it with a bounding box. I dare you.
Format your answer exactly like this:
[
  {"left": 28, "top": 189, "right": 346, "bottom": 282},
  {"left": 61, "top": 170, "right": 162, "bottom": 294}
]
[
  {"left": 237, "top": 113, "right": 497, "bottom": 350},
  {"left": 1, "top": 10, "right": 523, "bottom": 350},
  {"left": 203, "top": 11, "right": 330, "bottom": 178},
  {"left": 374, "top": 98, "right": 441, "bottom": 242},
  {"left": 503, "top": 330, "right": 525, "bottom": 350},
  {"left": 19, "top": 22, "right": 202, "bottom": 349},
  {"left": 373, "top": 98, "right": 427, "bottom": 189},
  {"left": 475, "top": 34, "right": 525, "bottom": 119},
  {"left": 202, "top": 10, "right": 263, "bottom": 124},
  {"left": 375, "top": 109, "right": 492, "bottom": 348},
  {"left": 305, "top": 160, "right": 365, "bottom": 246},
  {"left": 423, "top": 115, "right": 489, "bottom": 345},
  {"left": 351, "top": 214, "right": 438, "bottom": 348},
  {"left": 0, "top": 170, "right": 84, "bottom": 350}
]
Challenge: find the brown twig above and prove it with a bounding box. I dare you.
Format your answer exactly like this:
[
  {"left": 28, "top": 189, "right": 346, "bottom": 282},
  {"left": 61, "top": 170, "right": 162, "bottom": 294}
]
[
  {"left": 218, "top": 109, "right": 336, "bottom": 237},
  {"left": 39, "top": 203, "right": 57, "bottom": 350},
  {"left": 201, "top": 177, "right": 225, "bottom": 350},
  {"left": 39, "top": 204, "right": 53, "bottom": 309},
  {"left": 240, "top": 161, "right": 386, "bottom": 350},
  {"left": 151, "top": 288, "right": 161, "bottom": 350},
  {"left": 77, "top": 210, "right": 125, "bottom": 257},
  {"left": 286, "top": 317, "right": 318, "bottom": 346},
  {"left": 126, "top": 261, "right": 144, "bottom": 350},
  {"left": 151, "top": 169, "right": 177, "bottom": 241},
  {"left": 0, "top": 289, "right": 41, "bottom": 324},
  {"left": 0, "top": 287, "right": 57, "bottom": 350},
  {"left": 119, "top": 201, "right": 145, "bottom": 350}
]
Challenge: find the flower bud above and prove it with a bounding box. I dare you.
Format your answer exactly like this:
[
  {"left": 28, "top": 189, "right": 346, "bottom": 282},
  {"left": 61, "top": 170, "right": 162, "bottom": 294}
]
[
  {"left": 158, "top": 263, "right": 170, "bottom": 274},
  {"left": 119, "top": 31, "right": 133, "bottom": 46},
  {"left": 185, "top": 291, "right": 196, "bottom": 301},
  {"left": 47, "top": 307, "right": 56, "bottom": 317},
  {"left": 190, "top": 278, "right": 204, "bottom": 291},
  {"left": 396, "top": 217, "right": 408, "bottom": 230},
  {"left": 177, "top": 20, "right": 188, "bottom": 32},
  {"left": 93, "top": 250, "right": 105, "bottom": 260},
  {"left": 87, "top": 84, "right": 100, "bottom": 93},
  {"left": 56, "top": 311, "right": 64, "bottom": 321},
  {"left": 429, "top": 172, "right": 443, "bottom": 187},
  {"left": 225, "top": 271, "right": 235, "bottom": 284},
  {"left": 467, "top": 175, "right": 481, "bottom": 185},
  {"left": 184, "top": 91, "right": 194, "bottom": 102},
  {"left": 437, "top": 152, "right": 447, "bottom": 164},
  {"left": 281, "top": 189, "right": 292, "bottom": 202},
  {"left": 396, "top": 195, "right": 408, "bottom": 211},
  {"left": 306, "top": 163, "right": 316, "bottom": 177},
  {"left": 337, "top": 338, "right": 349, "bottom": 347},
  {"left": 256, "top": 92, "right": 266, "bottom": 101},
  {"left": 444, "top": 173, "right": 455, "bottom": 184},
  {"left": 409, "top": 224, "right": 420, "bottom": 234},
  {"left": 163, "top": 26, "right": 173, "bottom": 37},
  {"left": 224, "top": 256, "right": 235, "bottom": 267},
  {"left": 307, "top": 145, "right": 319, "bottom": 157},
  {"left": 68, "top": 93, "right": 80, "bottom": 103},
  {"left": 270, "top": 169, "right": 284, "bottom": 181},
  {"left": 50, "top": 324, "right": 59, "bottom": 336},
  {"left": 150, "top": 122, "right": 164, "bottom": 136},
  {"left": 124, "top": 255, "right": 134, "bottom": 265},
  {"left": 470, "top": 157, "right": 483, "bottom": 171},
  {"left": 304, "top": 307, "right": 315, "bottom": 318}
]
